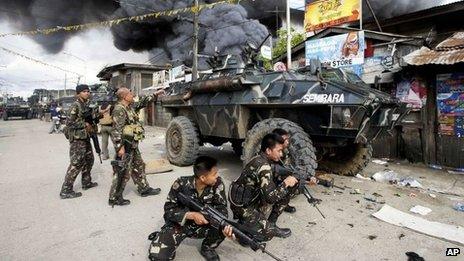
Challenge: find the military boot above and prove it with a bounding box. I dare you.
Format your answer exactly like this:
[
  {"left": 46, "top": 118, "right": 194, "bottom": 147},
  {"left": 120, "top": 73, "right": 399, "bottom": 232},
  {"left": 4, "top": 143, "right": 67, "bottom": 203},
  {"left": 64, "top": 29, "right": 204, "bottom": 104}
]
[
  {"left": 60, "top": 190, "right": 82, "bottom": 199},
  {"left": 82, "top": 182, "right": 98, "bottom": 190},
  {"left": 140, "top": 187, "right": 161, "bottom": 197},
  {"left": 200, "top": 246, "right": 220, "bottom": 261},
  {"left": 284, "top": 204, "right": 296, "bottom": 213},
  {"left": 108, "top": 198, "right": 131, "bottom": 206},
  {"left": 269, "top": 222, "right": 291, "bottom": 238}
]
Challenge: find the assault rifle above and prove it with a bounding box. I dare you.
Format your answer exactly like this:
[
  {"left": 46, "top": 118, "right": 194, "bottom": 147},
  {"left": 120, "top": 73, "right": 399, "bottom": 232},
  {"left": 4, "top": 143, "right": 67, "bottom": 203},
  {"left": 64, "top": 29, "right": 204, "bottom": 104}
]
[
  {"left": 273, "top": 162, "right": 326, "bottom": 219},
  {"left": 83, "top": 106, "right": 102, "bottom": 163},
  {"left": 110, "top": 152, "right": 131, "bottom": 207},
  {"left": 177, "top": 192, "right": 283, "bottom": 261}
]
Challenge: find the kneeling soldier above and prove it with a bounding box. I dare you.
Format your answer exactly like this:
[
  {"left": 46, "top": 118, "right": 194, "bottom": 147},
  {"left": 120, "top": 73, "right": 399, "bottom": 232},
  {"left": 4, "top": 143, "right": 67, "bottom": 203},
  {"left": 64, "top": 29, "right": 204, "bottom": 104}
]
[
  {"left": 229, "top": 133, "right": 299, "bottom": 241},
  {"left": 148, "top": 156, "right": 233, "bottom": 261}
]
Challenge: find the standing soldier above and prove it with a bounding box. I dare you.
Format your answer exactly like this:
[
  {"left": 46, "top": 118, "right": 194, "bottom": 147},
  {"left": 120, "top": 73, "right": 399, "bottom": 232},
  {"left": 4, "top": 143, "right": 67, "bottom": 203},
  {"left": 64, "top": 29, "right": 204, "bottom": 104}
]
[
  {"left": 108, "top": 87, "right": 164, "bottom": 206},
  {"left": 99, "top": 101, "right": 113, "bottom": 160},
  {"left": 59, "top": 84, "right": 99, "bottom": 199},
  {"left": 229, "top": 133, "right": 299, "bottom": 240},
  {"left": 148, "top": 156, "right": 234, "bottom": 261}
]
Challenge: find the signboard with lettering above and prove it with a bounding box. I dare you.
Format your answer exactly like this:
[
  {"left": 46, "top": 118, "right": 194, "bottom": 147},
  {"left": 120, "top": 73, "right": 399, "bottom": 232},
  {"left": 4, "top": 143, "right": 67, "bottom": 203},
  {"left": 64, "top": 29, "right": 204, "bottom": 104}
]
[
  {"left": 305, "top": 31, "right": 365, "bottom": 68},
  {"left": 304, "top": 0, "right": 361, "bottom": 32}
]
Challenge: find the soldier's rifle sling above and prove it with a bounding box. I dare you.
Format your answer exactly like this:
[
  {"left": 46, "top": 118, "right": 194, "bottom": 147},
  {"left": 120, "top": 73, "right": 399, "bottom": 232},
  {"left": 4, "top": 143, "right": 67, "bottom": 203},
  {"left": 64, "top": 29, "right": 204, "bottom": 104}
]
[{"left": 177, "top": 192, "right": 283, "bottom": 261}]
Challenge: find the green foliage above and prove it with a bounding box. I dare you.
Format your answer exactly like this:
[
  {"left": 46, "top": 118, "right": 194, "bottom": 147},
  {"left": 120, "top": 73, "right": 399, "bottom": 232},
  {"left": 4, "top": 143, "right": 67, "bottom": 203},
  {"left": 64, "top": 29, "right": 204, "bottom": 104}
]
[{"left": 259, "top": 28, "right": 305, "bottom": 70}]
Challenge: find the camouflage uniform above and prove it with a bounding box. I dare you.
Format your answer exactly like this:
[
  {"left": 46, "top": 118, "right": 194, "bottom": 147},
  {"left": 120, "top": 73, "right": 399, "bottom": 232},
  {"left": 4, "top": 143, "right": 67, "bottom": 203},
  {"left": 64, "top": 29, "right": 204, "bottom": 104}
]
[
  {"left": 148, "top": 176, "right": 227, "bottom": 260},
  {"left": 108, "top": 95, "right": 155, "bottom": 200},
  {"left": 60, "top": 99, "right": 94, "bottom": 192},
  {"left": 230, "top": 152, "right": 297, "bottom": 241}
]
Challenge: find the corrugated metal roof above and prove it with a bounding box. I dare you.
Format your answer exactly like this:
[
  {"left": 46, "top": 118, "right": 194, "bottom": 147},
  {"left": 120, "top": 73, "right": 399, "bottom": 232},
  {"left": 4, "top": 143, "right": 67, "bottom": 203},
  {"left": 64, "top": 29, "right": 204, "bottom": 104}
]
[{"left": 403, "top": 32, "right": 464, "bottom": 65}]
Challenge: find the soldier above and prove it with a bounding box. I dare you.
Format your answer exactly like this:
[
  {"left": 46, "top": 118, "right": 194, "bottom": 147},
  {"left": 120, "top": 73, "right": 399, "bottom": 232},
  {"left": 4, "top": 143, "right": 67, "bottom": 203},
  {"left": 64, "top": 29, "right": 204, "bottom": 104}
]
[
  {"left": 148, "top": 156, "right": 234, "bottom": 261},
  {"left": 59, "top": 84, "right": 99, "bottom": 199},
  {"left": 108, "top": 87, "right": 164, "bottom": 206},
  {"left": 272, "top": 128, "right": 296, "bottom": 213},
  {"left": 99, "top": 101, "right": 113, "bottom": 160},
  {"left": 229, "top": 133, "right": 299, "bottom": 240}
]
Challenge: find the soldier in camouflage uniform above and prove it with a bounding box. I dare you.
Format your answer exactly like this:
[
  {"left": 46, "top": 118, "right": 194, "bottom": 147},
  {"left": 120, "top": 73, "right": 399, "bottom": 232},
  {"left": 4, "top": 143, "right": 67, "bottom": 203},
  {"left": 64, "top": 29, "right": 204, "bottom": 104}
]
[
  {"left": 272, "top": 128, "right": 297, "bottom": 213},
  {"left": 108, "top": 87, "right": 164, "bottom": 206},
  {"left": 229, "top": 133, "right": 299, "bottom": 240},
  {"left": 59, "top": 85, "right": 99, "bottom": 199},
  {"left": 148, "top": 156, "right": 234, "bottom": 261}
]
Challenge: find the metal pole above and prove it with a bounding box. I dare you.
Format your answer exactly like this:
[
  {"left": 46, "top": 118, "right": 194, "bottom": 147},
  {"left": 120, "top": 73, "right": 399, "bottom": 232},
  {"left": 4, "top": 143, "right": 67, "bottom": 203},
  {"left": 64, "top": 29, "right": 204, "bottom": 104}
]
[
  {"left": 365, "top": 0, "right": 382, "bottom": 32},
  {"left": 360, "top": 0, "right": 363, "bottom": 30},
  {"left": 192, "top": 0, "right": 199, "bottom": 81},
  {"left": 64, "top": 73, "right": 67, "bottom": 98},
  {"left": 286, "top": 0, "right": 292, "bottom": 70}
]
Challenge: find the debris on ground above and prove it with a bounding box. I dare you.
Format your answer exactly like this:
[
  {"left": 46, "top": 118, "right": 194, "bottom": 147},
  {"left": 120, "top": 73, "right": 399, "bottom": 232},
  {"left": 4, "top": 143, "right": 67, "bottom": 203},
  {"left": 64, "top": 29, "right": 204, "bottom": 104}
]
[
  {"left": 334, "top": 190, "right": 343, "bottom": 194},
  {"left": 366, "top": 204, "right": 375, "bottom": 210},
  {"left": 428, "top": 193, "right": 437, "bottom": 198},
  {"left": 145, "top": 159, "right": 173, "bottom": 174},
  {"left": 448, "top": 169, "right": 464, "bottom": 175},
  {"left": 364, "top": 195, "right": 385, "bottom": 204},
  {"left": 453, "top": 202, "right": 464, "bottom": 212},
  {"left": 394, "top": 193, "right": 401, "bottom": 197},
  {"left": 308, "top": 221, "right": 317, "bottom": 225},
  {"left": 355, "top": 174, "right": 371, "bottom": 180},
  {"left": 429, "top": 164, "right": 443, "bottom": 170},
  {"left": 372, "top": 159, "right": 388, "bottom": 165},
  {"left": 347, "top": 224, "right": 354, "bottom": 228},
  {"left": 398, "top": 233, "right": 405, "bottom": 240},
  {"left": 371, "top": 170, "right": 399, "bottom": 183},
  {"left": 350, "top": 189, "right": 362, "bottom": 195},
  {"left": 373, "top": 192, "right": 383, "bottom": 197},
  {"left": 373, "top": 205, "right": 464, "bottom": 245},
  {"left": 367, "top": 235, "right": 377, "bottom": 240},
  {"left": 409, "top": 193, "right": 417, "bottom": 197},
  {"left": 409, "top": 205, "right": 432, "bottom": 216},
  {"left": 398, "top": 177, "right": 423, "bottom": 188},
  {"left": 405, "top": 252, "right": 425, "bottom": 261}
]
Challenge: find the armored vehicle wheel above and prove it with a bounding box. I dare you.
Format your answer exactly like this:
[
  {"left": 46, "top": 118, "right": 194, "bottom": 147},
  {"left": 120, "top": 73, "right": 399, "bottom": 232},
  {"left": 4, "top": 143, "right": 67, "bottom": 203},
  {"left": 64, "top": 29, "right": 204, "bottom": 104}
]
[
  {"left": 319, "top": 143, "right": 372, "bottom": 176},
  {"left": 242, "top": 118, "right": 317, "bottom": 175},
  {"left": 2, "top": 112, "right": 8, "bottom": 121},
  {"left": 165, "top": 116, "right": 200, "bottom": 166}
]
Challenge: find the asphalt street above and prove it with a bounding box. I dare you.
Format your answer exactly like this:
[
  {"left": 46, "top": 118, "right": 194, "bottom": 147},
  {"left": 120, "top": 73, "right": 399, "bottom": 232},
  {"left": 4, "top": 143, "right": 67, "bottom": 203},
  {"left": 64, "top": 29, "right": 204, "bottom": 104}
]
[{"left": 0, "top": 119, "right": 463, "bottom": 261}]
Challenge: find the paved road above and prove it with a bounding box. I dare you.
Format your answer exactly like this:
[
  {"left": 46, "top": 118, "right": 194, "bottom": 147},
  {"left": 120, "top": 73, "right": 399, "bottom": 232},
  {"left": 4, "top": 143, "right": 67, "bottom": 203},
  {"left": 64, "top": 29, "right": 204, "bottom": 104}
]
[{"left": 0, "top": 119, "right": 463, "bottom": 261}]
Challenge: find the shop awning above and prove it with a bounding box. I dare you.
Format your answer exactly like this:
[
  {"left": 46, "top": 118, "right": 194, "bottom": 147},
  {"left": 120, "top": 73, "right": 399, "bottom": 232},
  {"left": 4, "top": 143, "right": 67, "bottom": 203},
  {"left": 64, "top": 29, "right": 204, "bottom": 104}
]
[{"left": 403, "top": 32, "right": 464, "bottom": 65}]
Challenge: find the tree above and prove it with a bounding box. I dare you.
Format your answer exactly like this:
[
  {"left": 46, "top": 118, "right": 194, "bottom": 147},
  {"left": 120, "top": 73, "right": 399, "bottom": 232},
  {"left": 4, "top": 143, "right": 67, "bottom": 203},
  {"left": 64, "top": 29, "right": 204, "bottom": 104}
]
[{"left": 260, "top": 28, "right": 306, "bottom": 70}]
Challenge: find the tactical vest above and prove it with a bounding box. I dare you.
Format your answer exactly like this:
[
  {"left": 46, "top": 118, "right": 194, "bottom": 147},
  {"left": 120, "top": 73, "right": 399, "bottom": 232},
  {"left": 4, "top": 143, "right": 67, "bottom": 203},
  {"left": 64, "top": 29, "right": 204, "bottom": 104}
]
[
  {"left": 121, "top": 105, "right": 145, "bottom": 142},
  {"left": 64, "top": 101, "right": 88, "bottom": 141}
]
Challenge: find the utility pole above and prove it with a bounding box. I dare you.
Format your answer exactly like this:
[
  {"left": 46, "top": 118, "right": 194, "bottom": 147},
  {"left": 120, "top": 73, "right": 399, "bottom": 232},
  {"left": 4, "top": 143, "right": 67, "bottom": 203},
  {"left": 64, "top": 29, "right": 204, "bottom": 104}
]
[
  {"left": 64, "top": 73, "right": 67, "bottom": 98},
  {"left": 192, "top": 0, "right": 199, "bottom": 81},
  {"left": 286, "top": 0, "right": 292, "bottom": 70}
]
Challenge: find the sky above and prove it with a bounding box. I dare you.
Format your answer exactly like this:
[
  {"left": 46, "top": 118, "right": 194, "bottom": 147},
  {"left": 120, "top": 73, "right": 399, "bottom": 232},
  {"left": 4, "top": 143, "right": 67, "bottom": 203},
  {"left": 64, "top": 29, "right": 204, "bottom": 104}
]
[{"left": 0, "top": 23, "right": 149, "bottom": 98}]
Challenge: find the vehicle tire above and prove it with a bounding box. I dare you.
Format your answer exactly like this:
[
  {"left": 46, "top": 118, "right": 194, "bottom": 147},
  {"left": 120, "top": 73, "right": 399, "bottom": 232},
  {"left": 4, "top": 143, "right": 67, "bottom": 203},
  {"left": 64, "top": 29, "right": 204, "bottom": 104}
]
[
  {"left": 2, "top": 112, "right": 8, "bottom": 121},
  {"left": 318, "top": 143, "right": 372, "bottom": 176},
  {"left": 165, "top": 116, "right": 200, "bottom": 166},
  {"left": 26, "top": 111, "right": 32, "bottom": 119},
  {"left": 231, "top": 140, "right": 243, "bottom": 157},
  {"left": 241, "top": 118, "right": 317, "bottom": 176}
]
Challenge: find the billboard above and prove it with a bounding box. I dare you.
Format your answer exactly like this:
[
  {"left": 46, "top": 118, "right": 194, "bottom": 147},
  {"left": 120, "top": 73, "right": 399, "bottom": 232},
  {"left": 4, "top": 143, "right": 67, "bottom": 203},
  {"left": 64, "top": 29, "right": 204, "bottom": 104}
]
[
  {"left": 305, "top": 0, "right": 361, "bottom": 32},
  {"left": 305, "top": 31, "right": 365, "bottom": 68}
]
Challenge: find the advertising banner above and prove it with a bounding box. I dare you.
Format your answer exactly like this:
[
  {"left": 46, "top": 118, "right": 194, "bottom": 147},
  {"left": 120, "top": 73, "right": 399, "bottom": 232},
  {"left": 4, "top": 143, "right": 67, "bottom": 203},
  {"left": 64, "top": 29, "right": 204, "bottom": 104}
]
[
  {"left": 305, "top": 31, "right": 365, "bottom": 68},
  {"left": 304, "top": 0, "right": 361, "bottom": 32},
  {"left": 437, "top": 73, "right": 464, "bottom": 137}
]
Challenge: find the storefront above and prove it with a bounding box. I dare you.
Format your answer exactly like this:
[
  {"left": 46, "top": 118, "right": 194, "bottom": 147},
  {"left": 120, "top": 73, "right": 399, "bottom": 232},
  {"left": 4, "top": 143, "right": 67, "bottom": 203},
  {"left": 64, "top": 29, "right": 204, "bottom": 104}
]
[{"left": 402, "top": 32, "right": 464, "bottom": 169}]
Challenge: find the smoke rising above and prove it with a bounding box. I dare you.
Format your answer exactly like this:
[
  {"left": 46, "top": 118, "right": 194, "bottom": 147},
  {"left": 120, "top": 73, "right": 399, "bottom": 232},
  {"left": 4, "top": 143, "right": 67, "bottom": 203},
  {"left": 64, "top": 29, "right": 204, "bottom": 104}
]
[{"left": 1, "top": 0, "right": 460, "bottom": 66}]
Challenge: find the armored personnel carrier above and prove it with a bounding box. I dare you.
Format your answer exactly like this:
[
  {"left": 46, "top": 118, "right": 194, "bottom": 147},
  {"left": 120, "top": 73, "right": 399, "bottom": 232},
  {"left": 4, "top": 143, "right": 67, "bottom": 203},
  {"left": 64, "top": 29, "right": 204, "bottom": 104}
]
[
  {"left": 2, "top": 101, "right": 32, "bottom": 120},
  {"left": 161, "top": 43, "right": 408, "bottom": 176}
]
